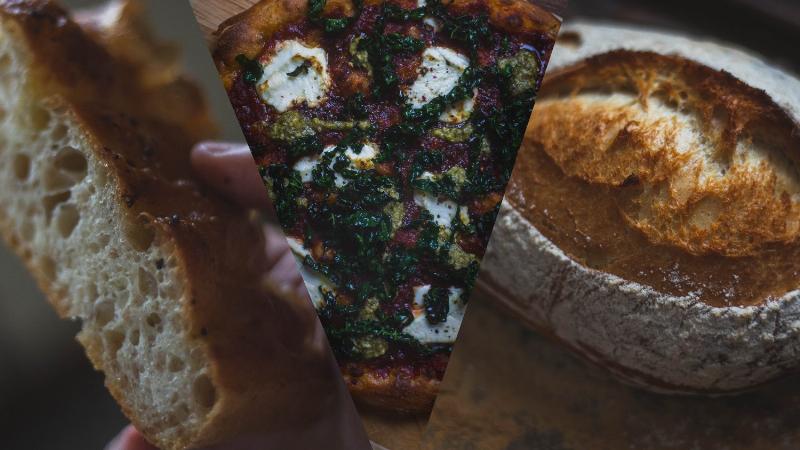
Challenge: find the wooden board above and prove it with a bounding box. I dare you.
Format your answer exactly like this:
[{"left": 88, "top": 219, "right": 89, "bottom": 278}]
[
  {"left": 190, "top": 0, "right": 258, "bottom": 42},
  {"left": 190, "top": 0, "right": 567, "bottom": 43}
]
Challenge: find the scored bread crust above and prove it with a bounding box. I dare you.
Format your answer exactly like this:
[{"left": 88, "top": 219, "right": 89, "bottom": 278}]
[
  {"left": 0, "top": 1, "right": 353, "bottom": 449},
  {"left": 211, "top": 0, "right": 559, "bottom": 413},
  {"left": 481, "top": 22, "right": 800, "bottom": 394}
]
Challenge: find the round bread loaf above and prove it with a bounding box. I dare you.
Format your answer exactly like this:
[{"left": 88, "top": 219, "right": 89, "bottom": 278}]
[{"left": 481, "top": 22, "right": 800, "bottom": 393}]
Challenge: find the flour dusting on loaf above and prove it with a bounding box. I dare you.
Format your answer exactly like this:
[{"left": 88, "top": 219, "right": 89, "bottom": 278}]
[{"left": 483, "top": 22, "right": 800, "bottom": 393}]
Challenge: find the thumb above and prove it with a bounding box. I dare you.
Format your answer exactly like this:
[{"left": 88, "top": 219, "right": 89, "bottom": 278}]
[
  {"left": 106, "top": 425, "right": 158, "bottom": 450},
  {"left": 191, "top": 142, "right": 271, "bottom": 210}
]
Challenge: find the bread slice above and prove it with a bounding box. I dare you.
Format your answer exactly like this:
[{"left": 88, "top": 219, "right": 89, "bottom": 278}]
[
  {"left": 0, "top": 1, "right": 355, "bottom": 448},
  {"left": 481, "top": 22, "right": 800, "bottom": 393}
]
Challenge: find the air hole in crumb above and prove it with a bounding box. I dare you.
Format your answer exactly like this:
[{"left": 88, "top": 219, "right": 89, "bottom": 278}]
[
  {"left": 54, "top": 147, "right": 87, "bottom": 177},
  {"left": 39, "top": 256, "right": 56, "bottom": 281},
  {"left": 12, "top": 153, "right": 30, "bottom": 180},
  {"left": 55, "top": 203, "right": 80, "bottom": 238},
  {"left": 146, "top": 312, "right": 162, "bottom": 328},
  {"left": 167, "top": 356, "right": 185, "bottom": 373},
  {"left": 129, "top": 329, "right": 140, "bottom": 346},
  {"left": 43, "top": 191, "right": 70, "bottom": 221},
  {"left": 175, "top": 403, "right": 190, "bottom": 421},
  {"left": 125, "top": 220, "right": 155, "bottom": 252},
  {"left": 94, "top": 300, "right": 115, "bottom": 327},
  {"left": 30, "top": 105, "right": 50, "bottom": 131},
  {"left": 137, "top": 267, "right": 158, "bottom": 298},
  {"left": 0, "top": 54, "right": 11, "bottom": 71},
  {"left": 192, "top": 374, "right": 217, "bottom": 410},
  {"left": 105, "top": 330, "right": 124, "bottom": 354},
  {"left": 51, "top": 123, "right": 68, "bottom": 141}
]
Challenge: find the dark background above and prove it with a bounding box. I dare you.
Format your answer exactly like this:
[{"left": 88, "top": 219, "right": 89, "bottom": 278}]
[{"left": 567, "top": 0, "right": 800, "bottom": 71}]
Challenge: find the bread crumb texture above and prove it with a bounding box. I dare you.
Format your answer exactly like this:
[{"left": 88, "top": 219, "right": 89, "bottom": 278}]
[{"left": 0, "top": 18, "right": 215, "bottom": 447}]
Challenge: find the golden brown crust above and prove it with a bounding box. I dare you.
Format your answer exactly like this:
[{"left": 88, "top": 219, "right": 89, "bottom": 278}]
[
  {"left": 508, "top": 50, "right": 800, "bottom": 307},
  {"left": 213, "top": 0, "right": 560, "bottom": 89},
  {"left": 0, "top": 1, "right": 347, "bottom": 448},
  {"left": 343, "top": 366, "right": 440, "bottom": 413}
]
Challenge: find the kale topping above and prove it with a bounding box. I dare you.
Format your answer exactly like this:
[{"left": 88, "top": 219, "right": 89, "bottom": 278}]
[
  {"left": 286, "top": 60, "right": 312, "bottom": 77},
  {"left": 325, "top": 320, "right": 431, "bottom": 359},
  {"left": 265, "top": 164, "right": 304, "bottom": 228},
  {"left": 423, "top": 287, "right": 450, "bottom": 324},
  {"left": 426, "top": 0, "right": 491, "bottom": 57},
  {"left": 308, "top": 0, "right": 361, "bottom": 33},
  {"left": 235, "top": 54, "right": 263, "bottom": 84}
]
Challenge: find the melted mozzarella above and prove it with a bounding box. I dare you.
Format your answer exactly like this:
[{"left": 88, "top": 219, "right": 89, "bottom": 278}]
[
  {"left": 414, "top": 172, "right": 459, "bottom": 227},
  {"left": 258, "top": 40, "right": 331, "bottom": 112},
  {"left": 293, "top": 155, "right": 318, "bottom": 183},
  {"left": 292, "top": 143, "right": 378, "bottom": 187},
  {"left": 286, "top": 238, "right": 332, "bottom": 309},
  {"left": 417, "top": 0, "right": 442, "bottom": 31},
  {"left": 343, "top": 143, "right": 378, "bottom": 170},
  {"left": 406, "top": 46, "right": 475, "bottom": 124},
  {"left": 412, "top": 284, "right": 432, "bottom": 313},
  {"left": 405, "top": 287, "right": 465, "bottom": 344}
]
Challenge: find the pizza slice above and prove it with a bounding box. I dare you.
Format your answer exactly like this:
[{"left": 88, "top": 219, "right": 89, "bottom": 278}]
[{"left": 213, "top": 0, "right": 560, "bottom": 412}]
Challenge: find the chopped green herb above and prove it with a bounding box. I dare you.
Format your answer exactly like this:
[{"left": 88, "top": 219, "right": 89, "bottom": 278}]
[
  {"left": 286, "top": 60, "right": 312, "bottom": 77},
  {"left": 265, "top": 164, "right": 304, "bottom": 227},
  {"left": 423, "top": 287, "right": 450, "bottom": 324},
  {"left": 235, "top": 54, "right": 263, "bottom": 84},
  {"left": 308, "top": 0, "right": 361, "bottom": 33}
]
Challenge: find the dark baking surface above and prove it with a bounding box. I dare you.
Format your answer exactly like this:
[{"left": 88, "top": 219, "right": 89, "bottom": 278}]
[
  {"left": 422, "top": 1, "right": 800, "bottom": 449},
  {"left": 424, "top": 296, "right": 800, "bottom": 450}
]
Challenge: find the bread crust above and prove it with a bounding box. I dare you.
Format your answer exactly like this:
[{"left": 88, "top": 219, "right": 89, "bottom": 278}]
[
  {"left": 0, "top": 1, "right": 359, "bottom": 448},
  {"left": 482, "top": 22, "right": 800, "bottom": 394},
  {"left": 343, "top": 366, "right": 439, "bottom": 413},
  {"left": 211, "top": 0, "right": 559, "bottom": 413}
]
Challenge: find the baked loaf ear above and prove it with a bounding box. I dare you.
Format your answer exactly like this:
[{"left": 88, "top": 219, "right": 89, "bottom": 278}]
[
  {"left": 482, "top": 22, "right": 800, "bottom": 393},
  {"left": 0, "top": 1, "right": 345, "bottom": 448}
]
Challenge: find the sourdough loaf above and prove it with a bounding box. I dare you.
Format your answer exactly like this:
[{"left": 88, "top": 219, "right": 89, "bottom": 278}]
[
  {"left": 0, "top": 1, "right": 360, "bottom": 448},
  {"left": 481, "top": 22, "right": 800, "bottom": 393}
]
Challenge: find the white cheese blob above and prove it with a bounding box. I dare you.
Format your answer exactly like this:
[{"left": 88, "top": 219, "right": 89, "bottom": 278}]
[
  {"left": 293, "top": 155, "right": 318, "bottom": 183},
  {"left": 406, "top": 46, "right": 475, "bottom": 124},
  {"left": 343, "top": 143, "right": 378, "bottom": 170},
  {"left": 286, "top": 238, "right": 332, "bottom": 309},
  {"left": 414, "top": 171, "right": 459, "bottom": 227},
  {"left": 405, "top": 287, "right": 465, "bottom": 344},
  {"left": 417, "top": 0, "right": 442, "bottom": 31},
  {"left": 292, "top": 143, "right": 378, "bottom": 187},
  {"left": 412, "top": 284, "right": 432, "bottom": 315},
  {"left": 258, "top": 40, "right": 331, "bottom": 112}
]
